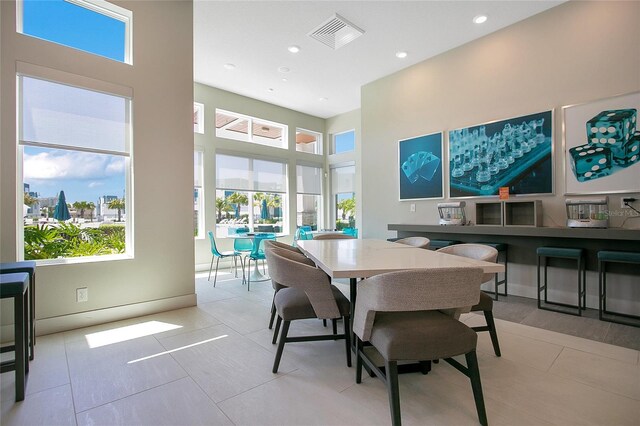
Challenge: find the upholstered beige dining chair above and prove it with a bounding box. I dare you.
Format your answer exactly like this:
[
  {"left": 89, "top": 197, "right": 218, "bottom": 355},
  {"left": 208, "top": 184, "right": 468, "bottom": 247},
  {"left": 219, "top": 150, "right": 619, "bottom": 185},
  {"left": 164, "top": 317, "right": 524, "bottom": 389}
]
[
  {"left": 265, "top": 247, "right": 351, "bottom": 373},
  {"left": 313, "top": 233, "right": 355, "bottom": 240},
  {"left": 394, "top": 236, "right": 430, "bottom": 249},
  {"left": 353, "top": 267, "right": 487, "bottom": 426},
  {"left": 436, "top": 243, "right": 501, "bottom": 356}
]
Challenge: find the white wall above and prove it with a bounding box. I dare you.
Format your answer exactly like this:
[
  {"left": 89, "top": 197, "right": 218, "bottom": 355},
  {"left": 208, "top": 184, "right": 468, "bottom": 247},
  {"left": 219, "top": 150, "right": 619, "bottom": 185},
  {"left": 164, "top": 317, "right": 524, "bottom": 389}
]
[
  {"left": 194, "top": 83, "right": 325, "bottom": 269},
  {"left": 356, "top": 1, "right": 640, "bottom": 309},
  {"left": 1, "top": 1, "right": 195, "bottom": 336}
]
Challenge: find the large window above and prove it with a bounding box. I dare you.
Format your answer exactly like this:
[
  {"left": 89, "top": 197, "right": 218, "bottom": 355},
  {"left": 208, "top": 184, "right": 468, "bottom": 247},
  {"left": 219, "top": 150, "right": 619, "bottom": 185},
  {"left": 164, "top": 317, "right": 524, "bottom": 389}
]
[
  {"left": 18, "top": 72, "right": 132, "bottom": 262},
  {"left": 296, "top": 165, "right": 323, "bottom": 230},
  {"left": 296, "top": 128, "right": 322, "bottom": 155},
  {"left": 215, "top": 109, "right": 287, "bottom": 149},
  {"left": 215, "top": 154, "right": 288, "bottom": 237},
  {"left": 333, "top": 129, "right": 355, "bottom": 154},
  {"left": 194, "top": 150, "right": 204, "bottom": 238},
  {"left": 331, "top": 165, "right": 356, "bottom": 230},
  {"left": 18, "top": 0, "right": 132, "bottom": 64}
]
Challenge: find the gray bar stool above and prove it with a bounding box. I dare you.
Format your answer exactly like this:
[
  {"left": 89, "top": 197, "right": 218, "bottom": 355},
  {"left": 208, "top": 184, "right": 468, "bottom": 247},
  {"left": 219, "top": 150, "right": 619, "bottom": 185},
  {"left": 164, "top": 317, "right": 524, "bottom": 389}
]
[
  {"left": 537, "top": 247, "right": 586, "bottom": 316},
  {"left": 428, "top": 239, "right": 460, "bottom": 250},
  {"left": 1, "top": 261, "right": 37, "bottom": 360},
  {"left": 598, "top": 250, "right": 640, "bottom": 327},
  {"left": 0, "top": 272, "right": 30, "bottom": 401},
  {"left": 478, "top": 242, "right": 508, "bottom": 300}
]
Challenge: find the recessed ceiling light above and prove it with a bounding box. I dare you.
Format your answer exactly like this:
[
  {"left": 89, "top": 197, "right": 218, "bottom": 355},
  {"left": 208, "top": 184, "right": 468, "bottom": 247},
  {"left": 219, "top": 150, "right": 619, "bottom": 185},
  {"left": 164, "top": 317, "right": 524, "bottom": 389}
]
[
  {"left": 473, "top": 15, "right": 488, "bottom": 24},
  {"left": 267, "top": 88, "right": 274, "bottom": 93},
  {"left": 281, "top": 78, "right": 288, "bottom": 82},
  {"left": 288, "top": 45, "right": 300, "bottom": 53},
  {"left": 395, "top": 51, "right": 408, "bottom": 59},
  {"left": 278, "top": 66, "right": 290, "bottom": 73},
  {"left": 223, "top": 63, "right": 236, "bottom": 70},
  {"left": 318, "top": 97, "right": 328, "bottom": 102}
]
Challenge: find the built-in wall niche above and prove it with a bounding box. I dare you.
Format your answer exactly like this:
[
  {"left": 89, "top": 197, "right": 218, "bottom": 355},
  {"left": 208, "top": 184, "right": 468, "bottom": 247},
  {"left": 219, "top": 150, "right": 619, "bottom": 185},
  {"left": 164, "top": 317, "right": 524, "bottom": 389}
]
[{"left": 474, "top": 200, "right": 543, "bottom": 227}]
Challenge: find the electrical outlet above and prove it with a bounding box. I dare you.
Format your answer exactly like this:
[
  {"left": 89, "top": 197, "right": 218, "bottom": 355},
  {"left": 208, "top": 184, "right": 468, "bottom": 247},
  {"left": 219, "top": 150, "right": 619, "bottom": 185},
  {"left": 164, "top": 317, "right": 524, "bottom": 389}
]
[
  {"left": 410, "top": 203, "right": 416, "bottom": 212},
  {"left": 76, "top": 287, "right": 88, "bottom": 303}
]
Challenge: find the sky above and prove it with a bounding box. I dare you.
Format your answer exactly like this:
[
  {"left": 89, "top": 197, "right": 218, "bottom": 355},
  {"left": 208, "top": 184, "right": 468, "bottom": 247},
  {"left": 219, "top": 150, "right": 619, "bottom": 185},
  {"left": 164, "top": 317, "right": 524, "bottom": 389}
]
[{"left": 21, "top": 0, "right": 127, "bottom": 203}]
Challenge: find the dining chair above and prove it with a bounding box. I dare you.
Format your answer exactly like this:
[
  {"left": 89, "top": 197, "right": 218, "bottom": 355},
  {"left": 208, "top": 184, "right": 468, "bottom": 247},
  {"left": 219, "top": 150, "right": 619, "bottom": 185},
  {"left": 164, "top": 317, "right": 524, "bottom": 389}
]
[
  {"left": 394, "top": 236, "right": 430, "bottom": 249},
  {"left": 436, "top": 243, "right": 502, "bottom": 356},
  {"left": 313, "top": 233, "right": 355, "bottom": 240},
  {"left": 265, "top": 247, "right": 351, "bottom": 373},
  {"left": 342, "top": 227, "right": 358, "bottom": 238},
  {"left": 207, "top": 231, "right": 241, "bottom": 287},
  {"left": 264, "top": 241, "right": 305, "bottom": 329},
  {"left": 353, "top": 267, "right": 487, "bottom": 426},
  {"left": 233, "top": 238, "right": 253, "bottom": 283},
  {"left": 246, "top": 233, "right": 277, "bottom": 291}
]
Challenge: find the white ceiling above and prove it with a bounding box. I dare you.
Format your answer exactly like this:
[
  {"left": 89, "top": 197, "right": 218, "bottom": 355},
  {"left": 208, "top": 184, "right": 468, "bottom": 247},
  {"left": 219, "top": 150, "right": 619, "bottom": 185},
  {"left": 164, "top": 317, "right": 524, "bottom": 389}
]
[{"left": 194, "top": 1, "right": 564, "bottom": 119}]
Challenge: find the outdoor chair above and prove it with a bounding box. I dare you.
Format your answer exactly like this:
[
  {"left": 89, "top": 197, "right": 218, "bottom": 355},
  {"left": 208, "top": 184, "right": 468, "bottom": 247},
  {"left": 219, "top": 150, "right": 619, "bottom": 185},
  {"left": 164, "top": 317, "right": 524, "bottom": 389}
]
[
  {"left": 265, "top": 247, "right": 351, "bottom": 373},
  {"left": 343, "top": 227, "right": 358, "bottom": 238},
  {"left": 437, "top": 244, "right": 501, "bottom": 356},
  {"left": 245, "top": 233, "right": 276, "bottom": 291},
  {"left": 207, "top": 231, "right": 241, "bottom": 286},
  {"left": 353, "top": 268, "right": 487, "bottom": 426},
  {"left": 395, "top": 236, "right": 430, "bottom": 249}
]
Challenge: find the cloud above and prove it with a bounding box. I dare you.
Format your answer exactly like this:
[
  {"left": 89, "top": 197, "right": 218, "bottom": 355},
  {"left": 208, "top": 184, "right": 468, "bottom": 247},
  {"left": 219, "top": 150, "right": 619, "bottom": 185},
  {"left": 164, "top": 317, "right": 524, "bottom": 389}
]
[
  {"left": 88, "top": 181, "right": 104, "bottom": 188},
  {"left": 23, "top": 150, "right": 125, "bottom": 181}
]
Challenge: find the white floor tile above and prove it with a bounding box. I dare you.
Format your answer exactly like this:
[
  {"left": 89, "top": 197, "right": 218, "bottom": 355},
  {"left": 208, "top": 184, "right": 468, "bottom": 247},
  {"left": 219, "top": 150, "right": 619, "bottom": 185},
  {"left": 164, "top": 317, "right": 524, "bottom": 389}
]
[{"left": 0, "top": 384, "right": 76, "bottom": 426}]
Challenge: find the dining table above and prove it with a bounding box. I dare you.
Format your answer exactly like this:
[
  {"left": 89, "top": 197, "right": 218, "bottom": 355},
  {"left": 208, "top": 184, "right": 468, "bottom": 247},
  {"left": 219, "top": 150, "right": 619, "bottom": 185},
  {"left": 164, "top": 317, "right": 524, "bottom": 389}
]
[{"left": 228, "top": 233, "right": 286, "bottom": 282}]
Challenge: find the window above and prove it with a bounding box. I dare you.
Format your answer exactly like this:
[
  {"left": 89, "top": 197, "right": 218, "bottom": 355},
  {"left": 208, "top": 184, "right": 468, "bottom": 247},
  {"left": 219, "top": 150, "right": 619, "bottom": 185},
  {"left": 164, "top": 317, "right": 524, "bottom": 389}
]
[
  {"left": 331, "top": 165, "right": 356, "bottom": 230},
  {"left": 215, "top": 109, "right": 287, "bottom": 149},
  {"left": 19, "top": 73, "right": 132, "bottom": 262},
  {"left": 296, "top": 165, "right": 323, "bottom": 230},
  {"left": 296, "top": 128, "right": 322, "bottom": 155},
  {"left": 194, "top": 151, "right": 204, "bottom": 238},
  {"left": 215, "top": 154, "right": 288, "bottom": 237},
  {"left": 18, "top": 0, "right": 132, "bottom": 64},
  {"left": 333, "top": 130, "right": 355, "bottom": 154}
]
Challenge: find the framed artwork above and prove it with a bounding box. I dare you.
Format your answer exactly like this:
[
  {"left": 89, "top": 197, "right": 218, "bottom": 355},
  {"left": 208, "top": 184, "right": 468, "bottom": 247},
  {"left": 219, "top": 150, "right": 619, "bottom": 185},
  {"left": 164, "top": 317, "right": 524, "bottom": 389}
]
[
  {"left": 448, "top": 110, "right": 553, "bottom": 198},
  {"left": 398, "top": 132, "right": 444, "bottom": 200},
  {"left": 194, "top": 102, "right": 204, "bottom": 134},
  {"left": 563, "top": 92, "right": 640, "bottom": 195}
]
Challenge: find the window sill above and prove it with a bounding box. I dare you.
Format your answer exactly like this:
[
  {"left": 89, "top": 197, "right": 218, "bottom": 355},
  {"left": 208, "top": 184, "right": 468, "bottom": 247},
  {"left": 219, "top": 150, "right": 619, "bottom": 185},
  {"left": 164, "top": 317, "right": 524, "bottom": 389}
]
[{"left": 32, "top": 253, "right": 134, "bottom": 267}]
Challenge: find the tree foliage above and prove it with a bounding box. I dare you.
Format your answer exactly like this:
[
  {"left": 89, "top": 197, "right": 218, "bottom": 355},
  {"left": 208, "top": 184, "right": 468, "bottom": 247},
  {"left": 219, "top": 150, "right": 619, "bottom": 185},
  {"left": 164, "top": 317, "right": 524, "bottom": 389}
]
[{"left": 23, "top": 223, "right": 125, "bottom": 260}]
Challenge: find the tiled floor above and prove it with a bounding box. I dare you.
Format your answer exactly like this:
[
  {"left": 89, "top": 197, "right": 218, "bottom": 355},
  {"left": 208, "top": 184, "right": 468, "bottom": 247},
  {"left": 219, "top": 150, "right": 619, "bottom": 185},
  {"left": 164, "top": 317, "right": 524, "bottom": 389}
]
[{"left": 1, "top": 272, "right": 639, "bottom": 425}]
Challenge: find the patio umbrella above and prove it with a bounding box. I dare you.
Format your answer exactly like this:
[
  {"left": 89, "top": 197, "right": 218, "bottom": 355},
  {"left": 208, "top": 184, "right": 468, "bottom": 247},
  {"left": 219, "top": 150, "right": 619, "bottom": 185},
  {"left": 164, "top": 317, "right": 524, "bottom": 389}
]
[
  {"left": 53, "top": 190, "right": 71, "bottom": 222},
  {"left": 261, "top": 198, "right": 269, "bottom": 220},
  {"left": 235, "top": 204, "right": 240, "bottom": 219}
]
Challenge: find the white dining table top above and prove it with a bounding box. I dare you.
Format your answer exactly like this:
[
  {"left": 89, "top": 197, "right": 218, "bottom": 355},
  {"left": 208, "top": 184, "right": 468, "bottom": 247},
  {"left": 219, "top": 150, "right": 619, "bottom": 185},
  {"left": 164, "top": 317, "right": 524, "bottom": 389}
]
[{"left": 296, "top": 238, "right": 504, "bottom": 279}]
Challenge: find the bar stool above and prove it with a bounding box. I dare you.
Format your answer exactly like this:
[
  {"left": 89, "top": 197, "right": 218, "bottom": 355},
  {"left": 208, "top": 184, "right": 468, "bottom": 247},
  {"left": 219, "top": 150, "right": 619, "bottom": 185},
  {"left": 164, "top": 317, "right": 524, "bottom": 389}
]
[
  {"left": 1, "top": 261, "right": 36, "bottom": 360},
  {"left": 537, "top": 247, "right": 586, "bottom": 316},
  {"left": 478, "top": 243, "right": 508, "bottom": 300},
  {"left": 428, "top": 240, "right": 460, "bottom": 250},
  {"left": 598, "top": 250, "right": 640, "bottom": 327},
  {"left": 0, "top": 272, "right": 30, "bottom": 401}
]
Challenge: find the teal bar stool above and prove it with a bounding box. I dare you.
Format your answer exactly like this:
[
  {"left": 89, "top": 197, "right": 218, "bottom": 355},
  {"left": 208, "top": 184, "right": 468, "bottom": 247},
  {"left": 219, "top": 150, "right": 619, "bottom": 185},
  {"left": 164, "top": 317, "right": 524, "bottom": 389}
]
[
  {"left": 537, "top": 247, "right": 586, "bottom": 316},
  {"left": 0, "top": 272, "right": 29, "bottom": 401},
  {"left": 1, "top": 261, "right": 36, "bottom": 360},
  {"left": 428, "top": 240, "right": 460, "bottom": 250},
  {"left": 598, "top": 250, "right": 640, "bottom": 327},
  {"left": 478, "top": 243, "right": 508, "bottom": 300}
]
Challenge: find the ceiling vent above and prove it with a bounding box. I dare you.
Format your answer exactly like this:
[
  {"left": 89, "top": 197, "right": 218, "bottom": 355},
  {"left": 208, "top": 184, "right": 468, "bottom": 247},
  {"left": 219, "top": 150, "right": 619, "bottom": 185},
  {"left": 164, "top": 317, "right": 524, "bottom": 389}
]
[{"left": 307, "top": 13, "right": 364, "bottom": 50}]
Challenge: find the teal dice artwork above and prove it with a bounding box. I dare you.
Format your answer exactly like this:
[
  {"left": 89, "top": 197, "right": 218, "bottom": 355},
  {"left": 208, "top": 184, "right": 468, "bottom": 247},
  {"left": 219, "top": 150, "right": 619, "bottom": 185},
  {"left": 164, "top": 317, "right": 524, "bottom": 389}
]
[
  {"left": 398, "top": 132, "right": 443, "bottom": 200},
  {"left": 448, "top": 110, "right": 553, "bottom": 198},
  {"left": 563, "top": 92, "right": 640, "bottom": 195}
]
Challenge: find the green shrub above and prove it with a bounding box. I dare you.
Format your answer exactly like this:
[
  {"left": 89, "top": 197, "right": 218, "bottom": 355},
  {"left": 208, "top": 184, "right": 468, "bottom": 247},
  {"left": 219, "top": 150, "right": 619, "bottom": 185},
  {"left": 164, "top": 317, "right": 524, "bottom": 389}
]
[{"left": 24, "top": 223, "right": 125, "bottom": 260}]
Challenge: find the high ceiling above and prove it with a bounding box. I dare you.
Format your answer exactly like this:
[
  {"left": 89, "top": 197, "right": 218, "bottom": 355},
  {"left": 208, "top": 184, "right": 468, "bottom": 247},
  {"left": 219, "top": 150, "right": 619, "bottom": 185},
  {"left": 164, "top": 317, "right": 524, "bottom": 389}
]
[{"left": 194, "top": 1, "right": 563, "bottom": 119}]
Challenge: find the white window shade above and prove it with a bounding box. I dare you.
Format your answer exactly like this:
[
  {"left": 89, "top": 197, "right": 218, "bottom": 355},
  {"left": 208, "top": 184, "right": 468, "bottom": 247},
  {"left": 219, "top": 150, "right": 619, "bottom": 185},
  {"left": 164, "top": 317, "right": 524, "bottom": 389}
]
[
  {"left": 297, "top": 165, "right": 322, "bottom": 195},
  {"left": 331, "top": 165, "right": 355, "bottom": 193},
  {"left": 20, "top": 76, "right": 129, "bottom": 154},
  {"left": 216, "top": 154, "right": 287, "bottom": 193},
  {"left": 194, "top": 151, "right": 203, "bottom": 187}
]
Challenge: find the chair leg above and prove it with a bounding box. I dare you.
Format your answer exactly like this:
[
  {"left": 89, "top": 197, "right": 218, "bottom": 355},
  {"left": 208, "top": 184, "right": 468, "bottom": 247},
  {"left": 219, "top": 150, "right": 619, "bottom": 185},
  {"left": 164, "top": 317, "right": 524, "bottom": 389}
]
[
  {"left": 208, "top": 256, "right": 215, "bottom": 281},
  {"left": 483, "top": 310, "right": 501, "bottom": 357},
  {"left": 213, "top": 257, "right": 220, "bottom": 287},
  {"left": 247, "top": 258, "right": 252, "bottom": 291},
  {"left": 355, "top": 336, "right": 363, "bottom": 383},
  {"left": 344, "top": 316, "right": 351, "bottom": 367},
  {"left": 272, "top": 320, "right": 290, "bottom": 373},
  {"left": 332, "top": 318, "right": 338, "bottom": 336},
  {"left": 385, "top": 360, "right": 401, "bottom": 426},
  {"left": 323, "top": 319, "right": 327, "bottom": 327},
  {"left": 268, "top": 297, "right": 276, "bottom": 329},
  {"left": 272, "top": 316, "right": 282, "bottom": 345},
  {"left": 419, "top": 360, "right": 431, "bottom": 375},
  {"left": 465, "top": 350, "right": 488, "bottom": 426}
]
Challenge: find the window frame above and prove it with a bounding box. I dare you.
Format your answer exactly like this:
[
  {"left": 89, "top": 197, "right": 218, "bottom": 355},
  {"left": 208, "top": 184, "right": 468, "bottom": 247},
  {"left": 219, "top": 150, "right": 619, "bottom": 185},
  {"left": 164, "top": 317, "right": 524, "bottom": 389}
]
[
  {"left": 295, "top": 128, "right": 323, "bottom": 155},
  {"left": 215, "top": 109, "right": 288, "bottom": 150},
  {"left": 194, "top": 149, "right": 205, "bottom": 239},
  {"left": 330, "top": 162, "right": 356, "bottom": 230},
  {"left": 332, "top": 129, "right": 356, "bottom": 154},
  {"left": 16, "top": 63, "right": 134, "bottom": 264},
  {"left": 16, "top": 0, "right": 133, "bottom": 65},
  {"left": 296, "top": 163, "right": 324, "bottom": 230}
]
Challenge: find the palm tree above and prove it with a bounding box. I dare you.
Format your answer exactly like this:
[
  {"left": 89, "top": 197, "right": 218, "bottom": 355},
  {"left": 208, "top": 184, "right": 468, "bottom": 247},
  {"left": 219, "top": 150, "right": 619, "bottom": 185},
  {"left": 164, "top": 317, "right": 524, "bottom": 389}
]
[
  {"left": 24, "top": 193, "right": 38, "bottom": 207},
  {"left": 72, "top": 201, "right": 90, "bottom": 219},
  {"left": 215, "top": 197, "right": 233, "bottom": 221},
  {"left": 108, "top": 198, "right": 125, "bottom": 222},
  {"left": 87, "top": 202, "right": 96, "bottom": 222},
  {"left": 337, "top": 197, "right": 356, "bottom": 220}
]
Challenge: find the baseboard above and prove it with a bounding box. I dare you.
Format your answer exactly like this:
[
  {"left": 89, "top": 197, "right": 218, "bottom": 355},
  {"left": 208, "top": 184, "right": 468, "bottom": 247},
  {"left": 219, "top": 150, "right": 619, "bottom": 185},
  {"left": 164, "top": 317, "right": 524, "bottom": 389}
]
[{"left": 33, "top": 293, "right": 197, "bottom": 338}]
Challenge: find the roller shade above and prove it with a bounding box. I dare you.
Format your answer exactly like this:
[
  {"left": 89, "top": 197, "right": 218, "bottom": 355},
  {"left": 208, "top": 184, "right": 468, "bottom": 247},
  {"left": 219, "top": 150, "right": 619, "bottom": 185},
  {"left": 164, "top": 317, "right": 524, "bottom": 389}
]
[
  {"left": 331, "top": 165, "right": 355, "bottom": 194},
  {"left": 194, "top": 151, "right": 203, "bottom": 188},
  {"left": 296, "top": 164, "right": 322, "bottom": 195},
  {"left": 216, "top": 154, "right": 287, "bottom": 193}
]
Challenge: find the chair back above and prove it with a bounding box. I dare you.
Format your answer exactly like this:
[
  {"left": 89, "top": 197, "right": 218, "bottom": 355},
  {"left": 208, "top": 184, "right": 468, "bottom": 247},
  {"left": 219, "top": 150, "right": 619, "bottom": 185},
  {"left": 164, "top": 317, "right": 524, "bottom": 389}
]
[
  {"left": 208, "top": 231, "right": 223, "bottom": 257},
  {"left": 395, "top": 236, "right": 430, "bottom": 249},
  {"left": 436, "top": 244, "right": 498, "bottom": 283},
  {"left": 314, "top": 233, "right": 355, "bottom": 240},
  {"left": 265, "top": 247, "right": 341, "bottom": 319},
  {"left": 251, "top": 233, "right": 276, "bottom": 258},
  {"left": 264, "top": 240, "right": 302, "bottom": 254},
  {"left": 236, "top": 227, "right": 249, "bottom": 234},
  {"left": 343, "top": 227, "right": 358, "bottom": 238},
  {"left": 233, "top": 237, "right": 253, "bottom": 252},
  {"left": 353, "top": 267, "right": 484, "bottom": 341}
]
